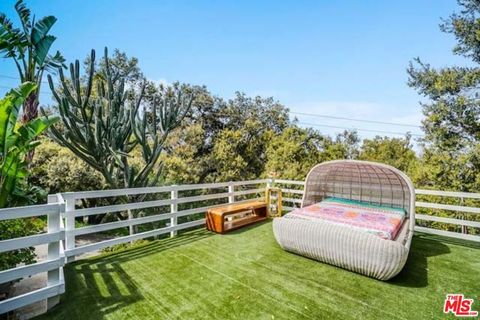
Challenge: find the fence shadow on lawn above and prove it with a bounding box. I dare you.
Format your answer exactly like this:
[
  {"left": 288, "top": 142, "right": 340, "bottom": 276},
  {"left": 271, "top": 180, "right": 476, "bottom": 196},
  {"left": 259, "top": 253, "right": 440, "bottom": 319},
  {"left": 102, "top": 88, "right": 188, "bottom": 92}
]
[
  {"left": 96, "top": 228, "right": 213, "bottom": 265},
  {"left": 39, "top": 223, "right": 479, "bottom": 318},
  {"left": 40, "top": 228, "right": 214, "bottom": 320}
]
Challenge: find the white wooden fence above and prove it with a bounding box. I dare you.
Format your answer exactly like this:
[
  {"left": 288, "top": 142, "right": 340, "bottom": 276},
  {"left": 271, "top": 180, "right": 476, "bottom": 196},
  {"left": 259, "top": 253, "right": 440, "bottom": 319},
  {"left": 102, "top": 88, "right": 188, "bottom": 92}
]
[
  {"left": 0, "top": 178, "right": 479, "bottom": 316},
  {"left": 60, "top": 179, "right": 265, "bottom": 259},
  {"left": 0, "top": 194, "right": 65, "bottom": 315}
]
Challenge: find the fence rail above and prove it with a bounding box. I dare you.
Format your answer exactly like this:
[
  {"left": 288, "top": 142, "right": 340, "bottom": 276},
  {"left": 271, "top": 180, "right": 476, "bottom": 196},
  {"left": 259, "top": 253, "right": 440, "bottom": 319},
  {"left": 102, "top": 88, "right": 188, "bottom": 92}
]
[
  {"left": 60, "top": 180, "right": 266, "bottom": 259},
  {"left": 0, "top": 197, "right": 65, "bottom": 315},
  {"left": 1, "top": 178, "right": 480, "bottom": 316}
]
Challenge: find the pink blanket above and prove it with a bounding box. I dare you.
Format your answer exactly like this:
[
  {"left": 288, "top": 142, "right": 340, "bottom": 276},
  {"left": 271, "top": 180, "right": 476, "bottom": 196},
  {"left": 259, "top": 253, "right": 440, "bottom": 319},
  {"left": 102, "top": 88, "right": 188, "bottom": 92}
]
[{"left": 284, "top": 197, "right": 405, "bottom": 240}]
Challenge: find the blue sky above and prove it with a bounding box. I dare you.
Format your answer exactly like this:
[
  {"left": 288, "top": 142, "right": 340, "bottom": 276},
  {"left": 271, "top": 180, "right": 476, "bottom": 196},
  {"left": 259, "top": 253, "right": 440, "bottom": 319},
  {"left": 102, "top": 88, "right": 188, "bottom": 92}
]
[{"left": 0, "top": 0, "right": 469, "bottom": 141}]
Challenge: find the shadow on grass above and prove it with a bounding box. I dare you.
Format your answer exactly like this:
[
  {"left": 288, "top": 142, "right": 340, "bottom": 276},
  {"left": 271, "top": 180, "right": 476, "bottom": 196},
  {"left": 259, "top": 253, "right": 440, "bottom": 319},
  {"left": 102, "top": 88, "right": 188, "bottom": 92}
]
[
  {"left": 389, "top": 234, "right": 451, "bottom": 288},
  {"left": 41, "top": 228, "right": 213, "bottom": 319},
  {"left": 93, "top": 228, "right": 213, "bottom": 265},
  {"left": 220, "top": 219, "right": 271, "bottom": 236}
]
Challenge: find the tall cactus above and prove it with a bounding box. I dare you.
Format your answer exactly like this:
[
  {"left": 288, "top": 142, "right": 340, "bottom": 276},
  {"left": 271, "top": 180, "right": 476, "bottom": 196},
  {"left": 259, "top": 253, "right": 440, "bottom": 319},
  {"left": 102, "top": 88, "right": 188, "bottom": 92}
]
[{"left": 46, "top": 48, "right": 194, "bottom": 191}]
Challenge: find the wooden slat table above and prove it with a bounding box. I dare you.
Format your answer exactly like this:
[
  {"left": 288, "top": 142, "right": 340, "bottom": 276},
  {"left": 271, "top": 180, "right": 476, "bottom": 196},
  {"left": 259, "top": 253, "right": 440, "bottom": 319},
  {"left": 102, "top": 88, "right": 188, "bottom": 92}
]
[{"left": 206, "top": 201, "right": 267, "bottom": 234}]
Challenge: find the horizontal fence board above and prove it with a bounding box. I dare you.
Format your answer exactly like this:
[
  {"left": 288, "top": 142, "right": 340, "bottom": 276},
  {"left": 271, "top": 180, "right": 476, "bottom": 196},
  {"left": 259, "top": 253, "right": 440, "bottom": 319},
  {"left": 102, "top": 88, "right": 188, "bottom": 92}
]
[
  {"left": 162, "top": 179, "right": 266, "bottom": 192},
  {"left": 416, "top": 201, "right": 480, "bottom": 214},
  {"left": 176, "top": 197, "right": 266, "bottom": 217},
  {"left": 0, "top": 231, "right": 64, "bottom": 253},
  {"left": 175, "top": 189, "right": 264, "bottom": 206},
  {"left": 282, "top": 206, "right": 295, "bottom": 211},
  {"left": 280, "top": 189, "right": 304, "bottom": 195},
  {"left": 416, "top": 189, "right": 480, "bottom": 199},
  {"left": 61, "top": 186, "right": 172, "bottom": 200},
  {"left": 415, "top": 226, "right": 480, "bottom": 242},
  {"left": 72, "top": 213, "right": 176, "bottom": 236},
  {"left": 275, "top": 179, "right": 305, "bottom": 186},
  {"left": 73, "top": 198, "right": 172, "bottom": 217},
  {"left": 72, "top": 189, "right": 266, "bottom": 217},
  {"left": 229, "top": 179, "right": 267, "bottom": 186},
  {"left": 175, "top": 192, "right": 230, "bottom": 205},
  {"left": 416, "top": 214, "right": 480, "bottom": 228},
  {"left": 72, "top": 197, "right": 265, "bottom": 238},
  {"left": 61, "top": 179, "right": 268, "bottom": 200},
  {"left": 232, "top": 188, "right": 264, "bottom": 196},
  {"left": 0, "top": 203, "right": 60, "bottom": 221},
  {"left": 66, "top": 219, "right": 205, "bottom": 257},
  {"left": 0, "top": 283, "right": 64, "bottom": 314},
  {"left": 283, "top": 197, "right": 302, "bottom": 204},
  {"left": 175, "top": 197, "right": 264, "bottom": 218},
  {"left": 0, "top": 258, "right": 64, "bottom": 284}
]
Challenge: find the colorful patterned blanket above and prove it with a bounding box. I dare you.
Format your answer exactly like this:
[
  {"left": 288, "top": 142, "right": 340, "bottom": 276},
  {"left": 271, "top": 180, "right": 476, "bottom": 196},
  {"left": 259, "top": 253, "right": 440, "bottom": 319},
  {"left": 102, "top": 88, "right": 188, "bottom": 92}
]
[{"left": 284, "top": 197, "right": 405, "bottom": 240}]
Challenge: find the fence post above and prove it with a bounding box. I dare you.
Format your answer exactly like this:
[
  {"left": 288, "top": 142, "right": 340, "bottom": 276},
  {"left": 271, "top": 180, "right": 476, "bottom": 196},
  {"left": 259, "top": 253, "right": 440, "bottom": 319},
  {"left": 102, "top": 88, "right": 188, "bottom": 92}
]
[
  {"left": 228, "top": 182, "right": 235, "bottom": 204},
  {"left": 64, "top": 195, "right": 76, "bottom": 262},
  {"left": 170, "top": 187, "right": 178, "bottom": 237},
  {"left": 460, "top": 197, "right": 467, "bottom": 234},
  {"left": 267, "top": 178, "right": 274, "bottom": 189},
  {"left": 47, "top": 195, "right": 61, "bottom": 309}
]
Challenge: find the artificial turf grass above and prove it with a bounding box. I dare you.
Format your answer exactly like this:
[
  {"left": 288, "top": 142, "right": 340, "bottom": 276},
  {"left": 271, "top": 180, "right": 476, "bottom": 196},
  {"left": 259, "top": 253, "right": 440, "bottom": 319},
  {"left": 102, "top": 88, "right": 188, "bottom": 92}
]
[{"left": 38, "top": 221, "right": 480, "bottom": 320}]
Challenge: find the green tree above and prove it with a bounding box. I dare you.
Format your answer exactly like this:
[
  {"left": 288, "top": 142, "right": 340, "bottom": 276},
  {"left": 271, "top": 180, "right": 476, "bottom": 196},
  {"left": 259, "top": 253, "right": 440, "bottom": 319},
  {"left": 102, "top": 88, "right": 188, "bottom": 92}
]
[
  {"left": 161, "top": 92, "right": 291, "bottom": 183},
  {"left": 0, "top": 0, "right": 64, "bottom": 124},
  {"left": 208, "top": 121, "right": 268, "bottom": 182},
  {"left": 408, "top": 0, "right": 480, "bottom": 235},
  {"left": 264, "top": 126, "right": 332, "bottom": 180},
  {"left": 358, "top": 135, "right": 417, "bottom": 174},
  {"left": 324, "top": 130, "right": 360, "bottom": 160},
  {"left": 160, "top": 123, "right": 207, "bottom": 184},
  {"left": 30, "top": 138, "right": 105, "bottom": 195},
  {"left": 408, "top": 0, "right": 480, "bottom": 192}
]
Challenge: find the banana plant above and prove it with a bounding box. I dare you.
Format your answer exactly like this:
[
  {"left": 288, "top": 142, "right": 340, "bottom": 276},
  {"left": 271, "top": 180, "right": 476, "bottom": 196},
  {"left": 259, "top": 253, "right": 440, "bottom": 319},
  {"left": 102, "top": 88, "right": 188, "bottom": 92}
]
[
  {"left": 0, "top": 0, "right": 65, "bottom": 124},
  {"left": 0, "top": 83, "right": 58, "bottom": 208}
]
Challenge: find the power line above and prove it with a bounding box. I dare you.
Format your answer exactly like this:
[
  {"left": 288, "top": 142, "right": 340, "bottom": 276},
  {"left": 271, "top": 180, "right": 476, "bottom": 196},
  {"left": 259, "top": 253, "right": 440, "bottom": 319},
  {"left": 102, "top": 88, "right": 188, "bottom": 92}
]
[
  {"left": 0, "top": 74, "right": 19, "bottom": 80},
  {"left": 0, "top": 74, "right": 49, "bottom": 84},
  {"left": 0, "top": 73, "right": 425, "bottom": 137},
  {"left": 290, "top": 111, "right": 421, "bottom": 128},
  {"left": 297, "top": 121, "right": 423, "bottom": 137},
  {"left": 181, "top": 111, "right": 425, "bottom": 138},
  {"left": 214, "top": 110, "right": 424, "bottom": 137}
]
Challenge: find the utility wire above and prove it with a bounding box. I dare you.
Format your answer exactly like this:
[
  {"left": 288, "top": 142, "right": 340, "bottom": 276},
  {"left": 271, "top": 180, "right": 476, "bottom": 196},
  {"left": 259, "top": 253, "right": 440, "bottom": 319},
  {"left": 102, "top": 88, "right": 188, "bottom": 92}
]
[
  {"left": 211, "top": 112, "right": 423, "bottom": 137},
  {"left": 0, "top": 74, "right": 49, "bottom": 84},
  {"left": 290, "top": 111, "right": 420, "bottom": 128},
  {"left": 297, "top": 121, "right": 423, "bottom": 137},
  {"left": 0, "top": 74, "right": 20, "bottom": 80},
  {"left": 0, "top": 73, "right": 424, "bottom": 137}
]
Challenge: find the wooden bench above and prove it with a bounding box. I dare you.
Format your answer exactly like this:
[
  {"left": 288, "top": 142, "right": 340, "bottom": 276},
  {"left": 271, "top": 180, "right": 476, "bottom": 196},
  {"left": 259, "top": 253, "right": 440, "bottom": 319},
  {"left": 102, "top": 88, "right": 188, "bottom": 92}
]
[{"left": 206, "top": 201, "right": 267, "bottom": 234}]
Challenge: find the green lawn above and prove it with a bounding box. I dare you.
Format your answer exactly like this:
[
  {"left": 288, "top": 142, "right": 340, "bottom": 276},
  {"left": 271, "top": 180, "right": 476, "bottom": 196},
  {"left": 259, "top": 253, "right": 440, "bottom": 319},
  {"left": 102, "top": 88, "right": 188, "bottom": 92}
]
[{"left": 39, "top": 221, "right": 480, "bottom": 320}]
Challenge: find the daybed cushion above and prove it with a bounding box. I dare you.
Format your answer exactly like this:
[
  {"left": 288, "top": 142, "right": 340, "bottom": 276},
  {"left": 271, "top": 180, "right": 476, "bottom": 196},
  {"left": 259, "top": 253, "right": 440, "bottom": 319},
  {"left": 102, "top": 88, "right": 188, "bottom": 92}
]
[{"left": 283, "top": 197, "right": 405, "bottom": 240}]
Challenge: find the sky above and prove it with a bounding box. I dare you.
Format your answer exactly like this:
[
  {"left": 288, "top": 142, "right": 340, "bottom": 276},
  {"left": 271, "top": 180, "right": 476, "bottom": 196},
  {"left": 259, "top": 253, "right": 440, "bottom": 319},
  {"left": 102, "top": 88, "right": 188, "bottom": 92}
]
[{"left": 0, "top": 0, "right": 470, "bottom": 143}]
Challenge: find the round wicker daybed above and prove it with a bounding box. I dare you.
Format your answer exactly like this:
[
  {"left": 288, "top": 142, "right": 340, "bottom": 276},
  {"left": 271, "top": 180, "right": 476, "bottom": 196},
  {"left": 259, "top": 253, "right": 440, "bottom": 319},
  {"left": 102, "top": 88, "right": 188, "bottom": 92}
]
[{"left": 273, "top": 160, "right": 415, "bottom": 280}]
